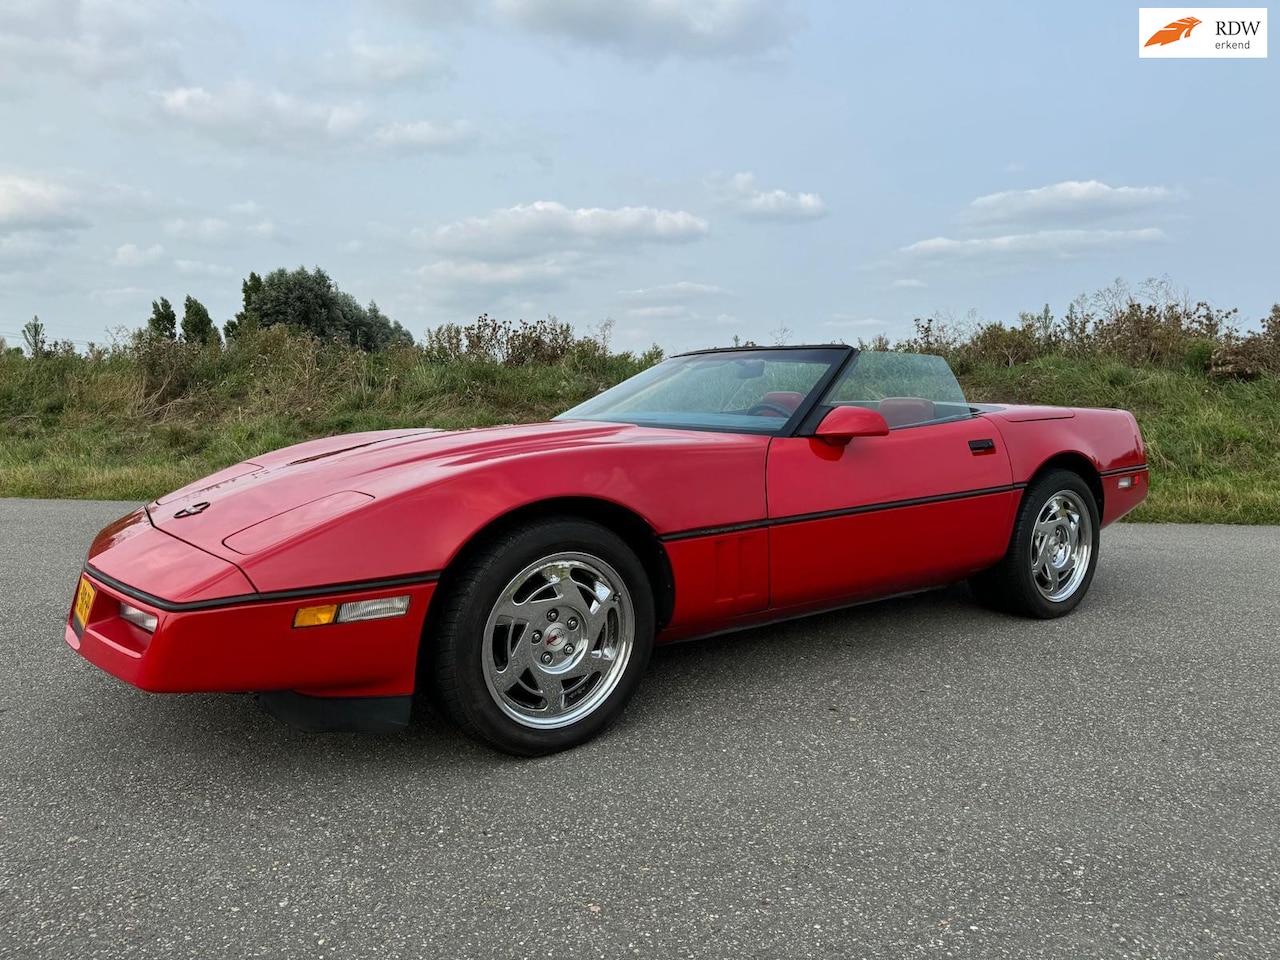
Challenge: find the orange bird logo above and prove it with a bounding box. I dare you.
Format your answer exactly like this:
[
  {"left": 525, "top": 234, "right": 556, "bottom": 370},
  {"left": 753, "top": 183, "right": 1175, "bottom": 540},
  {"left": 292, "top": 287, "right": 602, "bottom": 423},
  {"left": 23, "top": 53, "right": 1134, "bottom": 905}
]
[{"left": 1145, "top": 16, "right": 1202, "bottom": 46}]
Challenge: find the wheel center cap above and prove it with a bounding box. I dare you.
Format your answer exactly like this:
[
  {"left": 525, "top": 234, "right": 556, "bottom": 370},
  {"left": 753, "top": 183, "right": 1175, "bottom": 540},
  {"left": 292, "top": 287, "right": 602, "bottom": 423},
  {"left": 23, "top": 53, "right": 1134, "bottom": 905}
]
[{"left": 544, "top": 625, "right": 567, "bottom": 648}]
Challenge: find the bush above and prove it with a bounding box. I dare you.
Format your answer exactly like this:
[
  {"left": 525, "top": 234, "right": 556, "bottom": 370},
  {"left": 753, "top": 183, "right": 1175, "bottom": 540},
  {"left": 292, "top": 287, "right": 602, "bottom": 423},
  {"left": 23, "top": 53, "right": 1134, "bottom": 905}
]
[{"left": 1183, "top": 338, "right": 1217, "bottom": 374}]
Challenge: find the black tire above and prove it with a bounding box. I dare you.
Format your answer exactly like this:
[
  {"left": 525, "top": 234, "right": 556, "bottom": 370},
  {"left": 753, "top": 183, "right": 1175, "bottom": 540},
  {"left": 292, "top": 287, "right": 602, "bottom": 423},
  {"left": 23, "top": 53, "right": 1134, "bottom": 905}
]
[
  {"left": 969, "top": 469, "right": 1101, "bottom": 619},
  {"left": 431, "top": 517, "right": 654, "bottom": 756}
]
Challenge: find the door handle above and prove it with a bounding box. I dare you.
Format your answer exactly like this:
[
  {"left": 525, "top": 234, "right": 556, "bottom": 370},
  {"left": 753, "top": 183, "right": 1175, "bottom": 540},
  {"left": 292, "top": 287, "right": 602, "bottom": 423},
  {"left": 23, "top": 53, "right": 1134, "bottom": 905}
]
[{"left": 968, "top": 439, "right": 996, "bottom": 454}]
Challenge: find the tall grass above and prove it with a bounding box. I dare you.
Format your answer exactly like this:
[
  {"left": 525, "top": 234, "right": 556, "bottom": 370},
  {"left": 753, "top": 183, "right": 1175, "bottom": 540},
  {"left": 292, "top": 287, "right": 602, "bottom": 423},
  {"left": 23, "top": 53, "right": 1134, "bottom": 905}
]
[{"left": 1, "top": 290, "right": 1277, "bottom": 522}]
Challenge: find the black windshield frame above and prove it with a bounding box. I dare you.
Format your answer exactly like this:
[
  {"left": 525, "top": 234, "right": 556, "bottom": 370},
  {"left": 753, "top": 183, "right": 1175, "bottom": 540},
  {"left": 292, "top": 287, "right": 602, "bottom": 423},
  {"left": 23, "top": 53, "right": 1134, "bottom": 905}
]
[{"left": 556, "top": 345, "right": 856, "bottom": 436}]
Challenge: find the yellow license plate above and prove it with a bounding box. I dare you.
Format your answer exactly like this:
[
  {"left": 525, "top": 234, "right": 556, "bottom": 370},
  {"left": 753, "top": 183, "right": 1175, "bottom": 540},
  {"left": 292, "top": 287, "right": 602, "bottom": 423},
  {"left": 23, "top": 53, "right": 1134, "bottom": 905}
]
[{"left": 72, "top": 576, "right": 96, "bottom": 635}]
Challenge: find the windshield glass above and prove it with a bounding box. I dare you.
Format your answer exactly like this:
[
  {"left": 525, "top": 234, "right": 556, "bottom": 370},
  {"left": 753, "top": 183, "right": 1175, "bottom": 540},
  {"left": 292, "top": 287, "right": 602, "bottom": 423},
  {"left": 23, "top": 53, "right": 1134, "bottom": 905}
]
[{"left": 557, "top": 347, "right": 846, "bottom": 434}]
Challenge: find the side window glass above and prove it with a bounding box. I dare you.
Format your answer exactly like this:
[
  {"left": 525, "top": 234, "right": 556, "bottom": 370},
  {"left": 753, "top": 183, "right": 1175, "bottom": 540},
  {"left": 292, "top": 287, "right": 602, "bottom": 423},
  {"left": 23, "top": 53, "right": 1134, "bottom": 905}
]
[{"left": 821, "top": 352, "right": 971, "bottom": 429}]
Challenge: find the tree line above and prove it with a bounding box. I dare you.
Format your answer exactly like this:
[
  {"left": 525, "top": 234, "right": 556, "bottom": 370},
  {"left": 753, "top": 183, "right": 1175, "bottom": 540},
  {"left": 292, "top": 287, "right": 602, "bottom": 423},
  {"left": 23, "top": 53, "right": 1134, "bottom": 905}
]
[
  {"left": 148, "top": 266, "right": 414, "bottom": 351},
  {"left": 8, "top": 265, "right": 414, "bottom": 357}
]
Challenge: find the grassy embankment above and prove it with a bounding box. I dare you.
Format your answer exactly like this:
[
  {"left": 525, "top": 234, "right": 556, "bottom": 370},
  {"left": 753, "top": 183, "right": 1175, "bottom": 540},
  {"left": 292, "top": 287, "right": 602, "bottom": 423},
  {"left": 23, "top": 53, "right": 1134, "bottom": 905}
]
[{"left": 1, "top": 305, "right": 1278, "bottom": 522}]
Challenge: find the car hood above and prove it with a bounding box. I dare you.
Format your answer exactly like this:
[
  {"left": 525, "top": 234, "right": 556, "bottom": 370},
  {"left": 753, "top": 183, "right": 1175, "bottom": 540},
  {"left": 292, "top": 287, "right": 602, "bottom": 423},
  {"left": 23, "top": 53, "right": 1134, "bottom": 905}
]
[{"left": 145, "top": 419, "right": 753, "bottom": 577}]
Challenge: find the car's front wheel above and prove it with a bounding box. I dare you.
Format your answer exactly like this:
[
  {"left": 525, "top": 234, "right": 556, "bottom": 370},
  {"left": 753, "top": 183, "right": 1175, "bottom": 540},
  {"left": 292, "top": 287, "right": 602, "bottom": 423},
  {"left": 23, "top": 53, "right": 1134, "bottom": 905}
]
[
  {"left": 969, "top": 469, "right": 1101, "bottom": 619},
  {"left": 431, "top": 518, "right": 654, "bottom": 755}
]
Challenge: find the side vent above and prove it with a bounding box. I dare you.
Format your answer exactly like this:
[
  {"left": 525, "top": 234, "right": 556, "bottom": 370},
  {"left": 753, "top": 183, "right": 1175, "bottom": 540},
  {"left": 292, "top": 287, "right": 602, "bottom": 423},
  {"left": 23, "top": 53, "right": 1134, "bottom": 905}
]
[{"left": 714, "top": 534, "right": 765, "bottom": 604}]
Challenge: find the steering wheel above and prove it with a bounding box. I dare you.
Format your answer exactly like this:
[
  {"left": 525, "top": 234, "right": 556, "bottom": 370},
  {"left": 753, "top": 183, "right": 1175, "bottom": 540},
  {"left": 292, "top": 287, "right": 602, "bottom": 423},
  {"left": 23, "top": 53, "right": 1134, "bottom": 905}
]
[{"left": 744, "top": 401, "right": 796, "bottom": 418}]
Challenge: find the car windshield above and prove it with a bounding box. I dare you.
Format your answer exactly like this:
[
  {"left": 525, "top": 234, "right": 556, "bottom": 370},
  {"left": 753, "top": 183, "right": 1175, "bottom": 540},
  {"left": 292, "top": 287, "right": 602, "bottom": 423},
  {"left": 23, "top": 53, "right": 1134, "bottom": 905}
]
[{"left": 557, "top": 347, "right": 846, "bottom": 434}]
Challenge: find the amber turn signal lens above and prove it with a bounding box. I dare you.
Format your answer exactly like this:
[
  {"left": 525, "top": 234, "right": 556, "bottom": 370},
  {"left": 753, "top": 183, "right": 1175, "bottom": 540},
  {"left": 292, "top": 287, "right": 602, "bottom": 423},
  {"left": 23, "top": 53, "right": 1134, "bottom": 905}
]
[
  {"left": 292, "top": 595, "right": 412, "bottom": 628},
  {"left": 293, "top": 604, "right": 339, "bottom": 628}
]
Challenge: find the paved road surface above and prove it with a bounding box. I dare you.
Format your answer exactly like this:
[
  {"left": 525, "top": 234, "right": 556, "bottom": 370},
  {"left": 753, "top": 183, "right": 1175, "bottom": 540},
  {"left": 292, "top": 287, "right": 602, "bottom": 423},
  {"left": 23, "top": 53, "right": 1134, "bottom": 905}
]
[{"left": 1, "top": 498, "right": 1277, "bottom": 959}]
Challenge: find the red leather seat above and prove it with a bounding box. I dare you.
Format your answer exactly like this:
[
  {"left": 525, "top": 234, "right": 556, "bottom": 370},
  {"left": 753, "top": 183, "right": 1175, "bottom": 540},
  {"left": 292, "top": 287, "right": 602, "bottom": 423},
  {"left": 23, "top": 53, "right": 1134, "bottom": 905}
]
[
  {"left": 760, "top": 391, "right": 804, "bottom": 414},
  {"left": 878, "top": 397, "right": 935, "bottom": 428}
]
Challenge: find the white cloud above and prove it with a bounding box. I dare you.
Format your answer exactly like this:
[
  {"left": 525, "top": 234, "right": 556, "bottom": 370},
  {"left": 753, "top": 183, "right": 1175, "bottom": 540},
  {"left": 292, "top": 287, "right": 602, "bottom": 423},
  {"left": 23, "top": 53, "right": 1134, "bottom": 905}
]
[
  {"left": 156, "top": 80, "right": 478, "bottom": 157},
  {"left": 350, "top": 39, "right": 449, "bottom": 85},
  {"left": 373, "top": 0, "right": 477, "bottom": 26},
  {"left": 175, "top": 258, "right": 234, "bottom": 277},
  {"left": 415, "top": 201, "right": 710, "bottom": 304},
  {"left": 415, "top": 257, "right": 574, "bottom": 290},
  {"left": 620, "top": 280, "right": 730, "bottom": 301},
  {"left": 430, "top": 201, "right": 709, "bottom": 260},
  {"left": 892, "top": 278, "right": 926, "bottom": 289},
  {"left": 901, "top": 228, "right": 1166, "bottom": 259},
  {"left": 967, "top": 180, "right": 1176, "bottom": 225},
  {"left": 229, "top": 201, "right": 263, "bottom": 217},
  {"left": 0, "top": 175, "right": 82, "bottom": 230},
  {"left": 157, "top": 82, "right": 367, "bottom": 148},
  {"left": 492, "top": 0, "right": 800, "bottom": 58},
  {"left": 90, "top": 285, "right": 150, "bottom": 306},
  {"left": 0, "top": 0, "right": 182, "bottom": 88},
  {"left": 111, "top": 242, "right": 164, "bottom": 266},
  {"left": 374, "top": 120, "right": 480, "bottom": 152},
  {"left": 709, "top": 172, "right": 827, "bottom": 221},
  {"left": 164, "top": 217, "right": 232, "bottom": 241},
  {"left": 625, "top": 305, "right": 689, "bottom": 320}
]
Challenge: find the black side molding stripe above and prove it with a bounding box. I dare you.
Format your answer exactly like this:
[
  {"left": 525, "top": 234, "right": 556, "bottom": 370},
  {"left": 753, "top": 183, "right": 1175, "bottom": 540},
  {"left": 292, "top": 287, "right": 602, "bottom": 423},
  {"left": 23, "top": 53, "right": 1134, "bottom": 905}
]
[
  {"left": 1099, "top": 464, "right": 1148, "bottom": 477},
  {"left": 83, "top": 564, "right": 440, "bottom": 613},
  {"left": 660, "top": 484, "right": 1020, "bottom": 543}
]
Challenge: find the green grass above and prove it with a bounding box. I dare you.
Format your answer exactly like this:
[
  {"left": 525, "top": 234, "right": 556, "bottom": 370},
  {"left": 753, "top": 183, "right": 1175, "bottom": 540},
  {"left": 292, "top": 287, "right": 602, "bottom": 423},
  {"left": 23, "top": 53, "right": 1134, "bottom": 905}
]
[{"left": 2, "top": 328, "right": 1277, "bottom": 522}]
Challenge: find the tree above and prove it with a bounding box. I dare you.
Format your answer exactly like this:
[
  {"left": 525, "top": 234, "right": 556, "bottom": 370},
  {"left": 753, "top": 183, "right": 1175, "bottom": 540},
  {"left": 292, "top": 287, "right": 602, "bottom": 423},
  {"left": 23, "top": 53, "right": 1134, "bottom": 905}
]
[
  {"left": 148, "top": 298, "right": 177, "bottom": 339},
  {"left": 22, "top": 315, "right": 46, "bottom": 357},
  {"left": 248, "top": 265, "right": 411, "bottom": 350},
  {"left": 369, "top": 301, "right": 415, "bottom": 349},
  {"left": 181, "top": 295, "right": 219, "bottom": 345},
  {"left": 253, "top": 266, "right": 343, "bottom": 339},
  {"left": 225, "top": 271, "right": 264, "bottom": 340}
]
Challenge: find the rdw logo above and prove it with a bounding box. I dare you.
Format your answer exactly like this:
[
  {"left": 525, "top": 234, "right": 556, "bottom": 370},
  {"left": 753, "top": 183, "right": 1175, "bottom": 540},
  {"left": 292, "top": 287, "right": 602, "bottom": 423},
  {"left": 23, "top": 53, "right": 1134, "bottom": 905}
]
[
  {"left": 1145, "top": 15, "right": 1201, "bottom": 45},
  {"left": 1139, "top": 8, "right": 1268, "bottom": 58}
]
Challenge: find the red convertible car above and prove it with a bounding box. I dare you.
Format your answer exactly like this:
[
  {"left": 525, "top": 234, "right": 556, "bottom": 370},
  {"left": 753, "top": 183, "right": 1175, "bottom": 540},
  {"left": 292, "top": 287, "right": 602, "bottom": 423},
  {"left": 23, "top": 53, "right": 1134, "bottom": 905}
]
[{"left": 67, "top": 346, "right": 1147, "bottom": 754}]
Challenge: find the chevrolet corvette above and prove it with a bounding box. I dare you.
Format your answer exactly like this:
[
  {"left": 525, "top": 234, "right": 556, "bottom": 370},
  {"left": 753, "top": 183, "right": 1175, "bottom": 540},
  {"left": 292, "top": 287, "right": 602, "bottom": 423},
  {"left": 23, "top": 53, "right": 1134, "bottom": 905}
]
[{"left": 67, "top": 346, "right": 1148, "bottom": 754}]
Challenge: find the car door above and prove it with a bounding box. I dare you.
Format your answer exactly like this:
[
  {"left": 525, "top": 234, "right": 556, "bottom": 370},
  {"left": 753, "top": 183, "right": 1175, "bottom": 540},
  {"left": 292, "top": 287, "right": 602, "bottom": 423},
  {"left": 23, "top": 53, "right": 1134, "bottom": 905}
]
[{"left": 765, "top": 413, "right": 1018, "bottom": 610}]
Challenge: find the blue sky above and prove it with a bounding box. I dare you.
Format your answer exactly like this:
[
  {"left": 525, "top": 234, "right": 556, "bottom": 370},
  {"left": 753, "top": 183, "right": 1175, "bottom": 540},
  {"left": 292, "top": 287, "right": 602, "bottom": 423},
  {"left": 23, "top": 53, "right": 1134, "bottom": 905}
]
[{"left": 0, "top": 0, "right": 1274, "bottom": 353}]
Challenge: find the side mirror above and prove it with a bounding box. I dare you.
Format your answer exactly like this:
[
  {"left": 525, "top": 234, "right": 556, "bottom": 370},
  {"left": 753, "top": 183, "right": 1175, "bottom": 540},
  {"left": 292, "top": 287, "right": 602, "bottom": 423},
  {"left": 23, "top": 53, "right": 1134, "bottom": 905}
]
[{"left": 814, "top": 406, "right": 890, "bottom": 446}]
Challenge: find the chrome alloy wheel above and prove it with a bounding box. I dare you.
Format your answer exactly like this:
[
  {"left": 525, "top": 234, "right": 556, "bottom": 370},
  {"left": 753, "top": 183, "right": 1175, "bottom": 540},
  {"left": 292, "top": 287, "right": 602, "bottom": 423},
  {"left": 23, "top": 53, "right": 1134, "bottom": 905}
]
[
  {"left": 1030, "top": 489, "right": 1094, "bottom": 603},
  {"left": 481, "top": 552, "right": 635, "bottom": 729}
]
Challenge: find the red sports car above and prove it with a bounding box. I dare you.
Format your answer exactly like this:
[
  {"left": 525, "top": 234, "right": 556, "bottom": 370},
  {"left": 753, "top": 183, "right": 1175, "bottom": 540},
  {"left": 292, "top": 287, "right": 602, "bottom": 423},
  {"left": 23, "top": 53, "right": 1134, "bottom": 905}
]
[{"left": 67, "top": 346, "right": 1148, "bottom": 754}]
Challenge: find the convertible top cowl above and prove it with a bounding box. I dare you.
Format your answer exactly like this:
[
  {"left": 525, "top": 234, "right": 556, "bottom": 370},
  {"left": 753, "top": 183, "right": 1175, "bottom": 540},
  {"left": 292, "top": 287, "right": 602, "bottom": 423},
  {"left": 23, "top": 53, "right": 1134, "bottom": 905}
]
[{"left": 990, "top": 405, "right": 1077, "bottom": 423}]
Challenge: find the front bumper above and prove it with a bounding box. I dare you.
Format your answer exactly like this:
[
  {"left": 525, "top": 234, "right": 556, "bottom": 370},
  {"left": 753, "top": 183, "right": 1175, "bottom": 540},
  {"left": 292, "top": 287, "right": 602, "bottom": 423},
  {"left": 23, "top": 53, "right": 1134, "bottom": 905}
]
[{"left": 66, "top": 514, "right": 436, "bottom": 699}]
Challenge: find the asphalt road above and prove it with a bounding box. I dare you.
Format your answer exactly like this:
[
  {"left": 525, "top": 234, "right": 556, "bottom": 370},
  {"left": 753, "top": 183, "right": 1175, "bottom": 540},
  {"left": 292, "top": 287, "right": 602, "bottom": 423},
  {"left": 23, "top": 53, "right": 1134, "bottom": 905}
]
[{"left": 1, "top": 499, "right": 1277, "bottom": 960}]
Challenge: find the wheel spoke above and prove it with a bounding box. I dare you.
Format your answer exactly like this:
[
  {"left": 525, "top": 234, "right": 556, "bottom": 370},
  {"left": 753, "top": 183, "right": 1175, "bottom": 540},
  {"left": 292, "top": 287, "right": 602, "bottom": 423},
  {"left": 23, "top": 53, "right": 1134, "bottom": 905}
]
[
  {"left": 1064, "top": 517, "right": 1080, "bottom": 552},
  {"left": 536, "top": 673, "right": 566, "bottom": 717},
  {"left": 563, "top": 649, "right": 612, "bottom": 681},
  {"left": 1034, "top": 516, "right": 1059, "bottom": 539},
  {"left": 1040, "top": 559, "right": 1060, "bottom": 594},
  {"left": 1032, "top": 533, "right": 1053, "bottom": 567},
  {"left": 582, "top": 597, "right": 616, "bottom": 651},
  {"left": 494, "top": 638, "right": 532, "bottom": 690}
]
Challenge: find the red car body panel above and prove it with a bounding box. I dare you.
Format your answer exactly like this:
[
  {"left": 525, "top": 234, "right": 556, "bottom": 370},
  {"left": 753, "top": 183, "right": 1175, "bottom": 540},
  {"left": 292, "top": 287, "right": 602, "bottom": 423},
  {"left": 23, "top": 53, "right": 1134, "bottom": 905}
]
[
  {"left": 68, "top": 356, "right": 1149, "bottom": 716},
  {"left": 142, "top": 422, "right": 771, "bottom": 594}
]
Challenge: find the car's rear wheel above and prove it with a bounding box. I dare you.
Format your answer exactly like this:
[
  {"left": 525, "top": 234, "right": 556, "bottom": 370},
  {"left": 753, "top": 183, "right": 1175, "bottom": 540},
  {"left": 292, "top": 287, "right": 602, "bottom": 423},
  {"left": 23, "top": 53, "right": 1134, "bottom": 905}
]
[
  {"left": 969, "top": 469, "right": 1100, "bottom": 619},
  {"left": 431, "top": 518, "right": 654, "bottom": 755}
]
